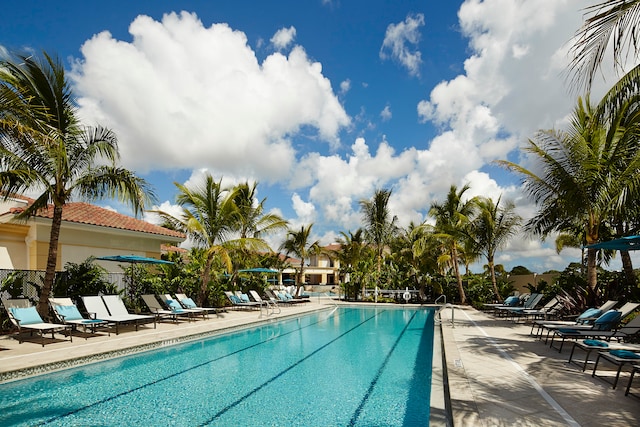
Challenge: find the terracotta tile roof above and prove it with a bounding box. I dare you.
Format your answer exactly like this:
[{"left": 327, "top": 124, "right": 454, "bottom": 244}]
[{"left": 7, "top": 199, "right": 184, "bottom": 239}]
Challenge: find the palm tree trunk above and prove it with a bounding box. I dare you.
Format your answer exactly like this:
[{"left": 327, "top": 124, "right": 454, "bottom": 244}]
[
  {"left": 39, "top": 205, "right": 63, "bottom": 318},
  {"left": 199, "top": 251, "right": 215, "bottom": 306},
  {"left": 452, "top": 246, "right": 466, "bottom": 304},
  {"left": 489, "top": 259, "right": 500, "bottom": 299},
  {"left": 620, "top": 250, "right": 636, "bottom": 287},
  {"left": 586, "top": 247, "right": 598, "bottom": 304},
  {"left": 297, "top": 260, "right": 305, "bottom": 296}
]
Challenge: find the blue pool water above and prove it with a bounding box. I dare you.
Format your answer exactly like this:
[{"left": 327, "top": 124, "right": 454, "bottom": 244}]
[{"left": 0, "top": 306, "right": 435, "bottom": 426}]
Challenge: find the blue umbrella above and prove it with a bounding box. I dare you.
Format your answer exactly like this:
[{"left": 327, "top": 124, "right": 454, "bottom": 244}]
[
  {"left": 585, "top": 236, "right": 640, "bottom": 251},
  {"left": 97, "top": 255, "right": 174, "bottom": 264},
  {"left": 97, "top": 255, "right": 174, "bottom": 293},
  {"left": 238, "top": 268, "right": 278, "bottom": 273}
]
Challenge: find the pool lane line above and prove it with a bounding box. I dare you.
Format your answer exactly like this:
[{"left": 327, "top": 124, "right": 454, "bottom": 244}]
[
  {"left": 458, "top": 308, "right": 580, "bottom": 427},
  {"left": 200, "top": 309, "right": 387, "bottom": 426},
  {"left": 38, "top": 307, "right": 351, "bottom": 426},
  {"left": 347, "top": 310, "right": 418, "bottom": 427}
]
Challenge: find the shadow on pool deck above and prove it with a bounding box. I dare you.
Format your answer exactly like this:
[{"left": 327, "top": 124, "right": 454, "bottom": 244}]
[{"left": 440, "top": 305, "right": 640, "bottom": 426}]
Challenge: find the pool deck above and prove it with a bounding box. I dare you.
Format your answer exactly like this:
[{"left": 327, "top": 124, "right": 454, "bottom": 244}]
[
  {"left": 439, "top": 305, "right": 640, "bottom": 426},
  {"left": 1, "top": 301, "right": 639, "bottom": 426}
]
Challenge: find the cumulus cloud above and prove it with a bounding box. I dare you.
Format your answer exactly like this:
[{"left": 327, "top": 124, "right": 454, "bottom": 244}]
[
  {"left": 70, "top": 12, "right": 350, "bottom": 182},
  {"left": 380, "top": 13, "right": 424, "bottom": 76},
  {"left": 270, "top": 26, "right": 296, "bottom": 50},
  {"left": 67, "top": 2, "right": 638, "bottom": 272}
]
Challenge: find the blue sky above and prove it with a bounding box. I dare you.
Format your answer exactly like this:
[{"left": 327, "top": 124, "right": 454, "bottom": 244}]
[{"left": 2, "top": 1, "right": 634, "bottom": 273}]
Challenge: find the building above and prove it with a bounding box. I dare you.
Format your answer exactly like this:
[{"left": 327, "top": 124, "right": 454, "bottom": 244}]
[{"left": 0, "top": 195, "right": 185, "bottom": 272}]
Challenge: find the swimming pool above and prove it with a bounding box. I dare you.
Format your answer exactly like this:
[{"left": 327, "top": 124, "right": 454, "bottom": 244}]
[{"left": 0, "top": 306, "right": 436, "bottom": 426}]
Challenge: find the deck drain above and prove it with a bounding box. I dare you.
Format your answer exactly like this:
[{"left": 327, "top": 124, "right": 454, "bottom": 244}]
[{"left": 454, "top": 359, "right": 463, "bottom": 368}]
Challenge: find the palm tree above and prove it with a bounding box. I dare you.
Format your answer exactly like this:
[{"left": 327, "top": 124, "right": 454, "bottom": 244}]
[
  {"left": 279, "top": 224, "right": 321, "bottom": 295},
  {"left": 429, "top": 184, "right": 477, "bottom": 304},
  {"left": 359, "top": 189, "right": 398, "bottom": 294},
  {"left": 0, "top": 52, "right": 153, "bottom": 317},
  {"left": 470, "top": 196, "right": 522, "bottom": 299},
  {"left": 231, "top": 181, "right": 288, "bottom": 238},
  {"left": 331, "top": 229, "right": 367, "bottom": 299},
  {"left": 497, "top": 85, "right": 640, "bottom": 292},
  {"left": 568, "top": 0, "right": 640, "bottom": 92},
  {"left": 156, "top": 176, "right": 234, "bottom": 305}
]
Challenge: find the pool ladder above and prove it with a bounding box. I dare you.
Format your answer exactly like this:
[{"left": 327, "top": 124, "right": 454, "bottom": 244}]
[{"left": 435, "top": 295, "right": 454, "bottom": 327}]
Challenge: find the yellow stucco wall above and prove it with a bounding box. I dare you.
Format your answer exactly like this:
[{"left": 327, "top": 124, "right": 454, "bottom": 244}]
[{"left": 0, "top": 218, "right": 182, "bottom": 271}]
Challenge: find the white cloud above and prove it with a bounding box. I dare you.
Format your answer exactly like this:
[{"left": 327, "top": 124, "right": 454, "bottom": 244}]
[
  {"left": 380, "top": 105, "right": 392, "bottom": 121},
  {"left": 380, "top": 13, "right": 424, "bottom": 76},
  {"left": 340, "top": 79, "right": 351, "bottom": 94},
  {"left": 270, "top": 26, "right": 296, "bottom": 50},
  {"left": 70, "top": 12, "right": 350, "bottom": 182}
]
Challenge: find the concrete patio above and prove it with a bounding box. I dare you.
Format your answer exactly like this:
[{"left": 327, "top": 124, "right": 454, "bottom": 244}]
[{"left": 440, "top": 305, "right": 640, "bottom": 426}]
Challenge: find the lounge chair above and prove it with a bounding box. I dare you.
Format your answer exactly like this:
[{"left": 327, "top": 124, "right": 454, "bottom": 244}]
[
  {"left": 249, "top": 290, "right": 281, "bottom": 315},
  {"left": 568, "top": 337, "right": 640, "bottom": 372},
  {"left": 592, "top": 349, "right": 640, "bottom": 389},
  {"left": 625, "top": 364, "right": 640, "bottom": 396},
  {"left": 174, "top": 293, "right": 218, "bottom": 317},
  {"left": 82, "top": 295, "right": 156, "bottom": 335},
  {"left": 272, "top": 290, "right": 307, "bottom": 304},
  {"left": 483, "top": 294, "right": 527, "bottom": 310},
  {"left": 49, "top": 297, "right": 111, "bottom": 338},
  {"left": 547, "top": 308, "right": 640, "bottom": 351},
  {"left": 551, "top": 313, "right": 640, "bottom": 352},
  {"left": 518, "top": 296, "right": 564, "bottom": 322},
  {"left": 2, "top": 298, "right": 73, "bottom": 347},
  {"left": 142, "top": 294, "right": 193, "bottom": 323},
  {"left": 497, "top": 293, "right": 544, "bottom": 319},
  {"left": 224, "top": 291, "right": 261, "bottom": 310},
  {"left": 531, "top": 300, "right": 621, "bottom": 338}
]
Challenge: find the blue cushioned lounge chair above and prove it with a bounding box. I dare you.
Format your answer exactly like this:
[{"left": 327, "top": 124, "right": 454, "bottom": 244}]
[
  {"left": 49, "top": 297, "right": 110, "bottom": 338},
  {"left": 2, "top": 298, "right": 73, "bottom": 347}
]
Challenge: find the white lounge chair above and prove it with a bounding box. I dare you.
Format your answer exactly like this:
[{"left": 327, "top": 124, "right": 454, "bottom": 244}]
[
  {"left": 49, "top": 297, "right": 110, "bottom": 338},
  {"left": 224, "top": 291, "right": 261, "bottom": 310},
  {"left": 249, "top": 290, "right": 281, "bottom": 315},
  {"left": 162, "top": 294, "right": 218, "bottom": 319},
  {"left": 142, "top": 294, "right": 192, "bottom": 323},
  {"left": 82, "top": 295, "right": 156, "bottom": 335},
  {"left": 2, "top": 298, "right": 72, "bottom": 347}
]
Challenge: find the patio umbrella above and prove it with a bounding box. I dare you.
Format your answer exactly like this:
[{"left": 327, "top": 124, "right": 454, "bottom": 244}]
[
  {"left": 585, "top": 236, "right": 640, "bottom": 251},
  {"left": 238, "top": 268, "right": 278, "bottom": 273}
]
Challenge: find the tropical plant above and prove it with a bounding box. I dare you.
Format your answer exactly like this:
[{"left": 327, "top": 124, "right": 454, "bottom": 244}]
[
  {"left": 231, "top": 181, "right": 288, "bottom": 238},
  {"left": 469, "top": 196, "right": 522, "bottom": 299},
  {"left": 497, "top": 82, "right": 640, "bottom": 296},
  {"left": 279, "top": 224, "right": 321, "bottom": 295},
  {"left": 0, "top": 51, "right": 153, "bottom": 317},
  {"left": 359, "top": 189, "right": 398, "bottom": 295},
  {"left": 52, "top": 257, "right": 116, "bottom": 303},
  {"left": 429, "top": 184, "right": 477, "bottom": 304},
  {"left": 568, "top": 0, "right": 640, "bottom": 92}
]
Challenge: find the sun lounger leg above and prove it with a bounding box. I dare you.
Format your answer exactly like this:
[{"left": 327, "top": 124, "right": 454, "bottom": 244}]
[{"left": 625, "top": 366, "right": 639, "bottom": 396}]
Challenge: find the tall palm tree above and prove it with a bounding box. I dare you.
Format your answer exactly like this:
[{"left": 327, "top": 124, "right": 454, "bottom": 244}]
[
  {"left": 359, "top": 189, "right": 398, "bottom": 292},
  {"left": 231, "top": 181, "right": 288, "bottom": 239},
  {"left": 569, "top": 0, "right": 640, "bottom": 92},
  {"left": 497, "top": 83, "right": 640, "bottom": 292},
  {"left": 0, "top": 52, "right": 153, "bottom": 317},
  {"left": 156, "top": 176, "right": 234, "bottom": 304},
  {"left": 470, "top": 196, "right": 522, "bottom": 299},
  {"left": 279, "top": 224, "right": 321, "bottom": 295},
  {"left": 429, "top": 184, "right": 477, "bottom": 304}
]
